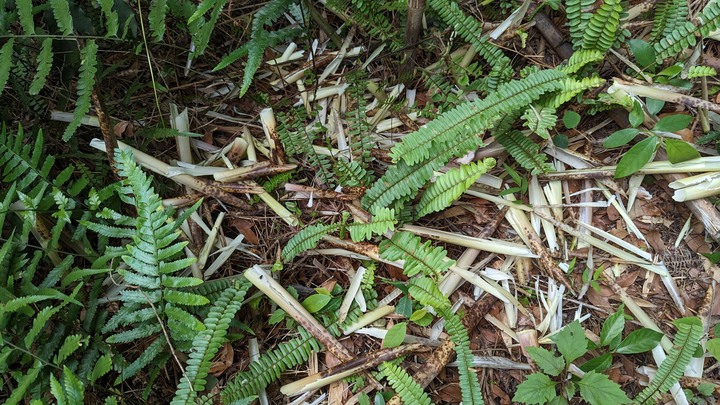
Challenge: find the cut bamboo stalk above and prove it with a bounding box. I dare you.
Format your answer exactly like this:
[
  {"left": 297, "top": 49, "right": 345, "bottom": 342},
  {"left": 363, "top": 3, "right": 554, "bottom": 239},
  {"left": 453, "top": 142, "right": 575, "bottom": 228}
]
[
  {"left": 342, "top": 305, "right": 396, "bottom": 335},
  {"left": 259, "top": 108, "right": 286, "bottom": 165},
  {"left": 401, "top": 224, "right": 538, "bottom": 258},
  {"left": 89, "top": 139, "right": 252, "bottom": 208},
  {"left": 280, "top": 343, "right": 421, "bottom": 396}
]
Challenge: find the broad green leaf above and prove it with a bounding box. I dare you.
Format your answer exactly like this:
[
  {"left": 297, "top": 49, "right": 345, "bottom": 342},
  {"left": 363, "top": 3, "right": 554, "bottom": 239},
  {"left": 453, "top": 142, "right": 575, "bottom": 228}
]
[
  {"left": 615, "top": 328, "right": 663, "bottom": 354},
  {"left": 577, "top": 371, "right": 631, "bottom": 404},
  {"left": 698, "top": 383, "right": 715, "bottom": 396},
  {"left": 665, "top": 139, "right": 700, "bottom": 164},
  {"left": 396, "top": 296, "right": 413, "bottom": 318},
  {"left": 302, "top": 294, "right": 331, "bottom": 313},
  {"left": 603, "top": 128, "right": 639, "bottom": 148},
  {"left": 512, "top": 373, "right": 557, "bottom": 404},
  {"left": 553, "top": 134, "right": 569, "bottom": 148},
  {"left": 628, "top": 39, "right": 655, "bottom": 68},
  {"left": 409, "top": 309, "right": 433, "bottom": 326},
  {"left": 658, "top": 65, "right": 682, "bottom": 77},
  {"left": 563, "top": 111, "right": 581, "bottom": 129},
  {"left": 629, "top": 101, "right": 644, "bottom": 128},
  {"left": 615, "top": 137, "right": 658, "bottom": 178},
  {"left": 268, "top": 309, "right": 286, "bottom": 325},
  {"left": 646, "top": 98, "right": 664, "bottom": 116},
  {"left": 383, "top": 322, "right": 406, "bottom": 348},
  {"left": 707, "top": 338, "right": 720, "bottom": 361},
  {"left": 579, "top": 353, "right": 612, "bottom": 373},
  {"left": 553, "top": 321, "right": 587, "bottom": 364},
  {"left": 654, "top": 114, "right": 692, "bottom": 132},
  {"left": 526, "top": 347, "right": 564, "bottom": 376},
  {"left": 599, "top": 306, "right": 625, "bottom": 348}
]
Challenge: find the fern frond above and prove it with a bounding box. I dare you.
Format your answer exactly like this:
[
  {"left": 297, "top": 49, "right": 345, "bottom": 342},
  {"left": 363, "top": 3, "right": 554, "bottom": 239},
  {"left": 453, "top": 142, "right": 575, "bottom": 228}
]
[
  {"left": 541, "top": 76, "right": 605, "bottom": 109},
  {"left": 650, "top": 0, "right": 689, "bottom": 42},
  {"left": 220, "top": 328, "right": 321, "bottom": 403},
  {"left": 282, "top": 223, "right": 340, "bottom": 262},
  {"left": 634, "top": 318, "right": 703, "bottom": 404},
  {"left": 379, "top": 232, "right": 455, "bottom": 277},
  {"left": 0, "top": 39, "right": 14, "bottom": 97},
  {"left": 565, "top": 0, "right": 595, "bottom": 49},
  {"left": 115, "top": 338, "right": 166, "bottom": 384},
  {"left": 233, "top": 0, "right": 295, "bottom": 97},
  {"left": 559, "top": 49, "right": 604, "bottom": 74},
  {"left": 442, "top": 309, "right": 484, "bottom": 405},
  {"left": 416, "top": 159, "right": 495, "bottom": 219},
  {"left": 581, "top": 0, "right": 623, "bottom": 52},
  {"left": 496, "top": 128, "right": 550, "bottom": 175},
  {"left": 149, "top": 0, "right": 168, "bottom": 41},
  {"left": 334, "top": 158, "right": 371, "bottom": 187},
  {"left": 50, "top": 0, "right": 73, "bottom": 35},
  {"left": 687, "top": 65, "right": 716, "bottom": 78},
  {"left": 172, "top": 281, "right": 250, "bottom": 405},
  {"left": 346, "top": 70, "right": 375, "bottom": 169},
  {"left": 98, "top": 0, "right": 119, "bottom": 37},
  {"left": 63, "top": 40, "right": 98, "bottom": 141},
  {"left": 390, "top": 69, "right": 566, "bottom": 166},
  {"left": 427, "top": 0, "right": 512, "bottom": 90},
  {"left": 522, "top": 106, "right": 557, "bottom": 139},
  {"left": 654, "top": 2, "right": 720, "bottom": 63},
  {"left": 408, "top": 277, "right": 451, "bottom": 310},
  {"left": 378, "top": 362, "right": 433, "bottom": 405},
  {"left": 16, "top": 0, "right": 35, "bottom": 35},
  {"left": 347, "top": 208, "right": 396, "bottom": 242}
]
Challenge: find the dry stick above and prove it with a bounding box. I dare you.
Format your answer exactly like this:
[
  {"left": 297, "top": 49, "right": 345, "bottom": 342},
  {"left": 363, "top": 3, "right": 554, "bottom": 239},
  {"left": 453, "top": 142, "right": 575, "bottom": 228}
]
[
  {"left": 398, "top": 0, "right": 426, "bottom": 82},
  {"left": 91, "top": 85, "right": 119, "bottom": 176},
  {"left": 532, "top": 12, "right": 573, "bottom": 59},
  {"left": 281, "top": 343, "right": 423, "bottom": 395}
]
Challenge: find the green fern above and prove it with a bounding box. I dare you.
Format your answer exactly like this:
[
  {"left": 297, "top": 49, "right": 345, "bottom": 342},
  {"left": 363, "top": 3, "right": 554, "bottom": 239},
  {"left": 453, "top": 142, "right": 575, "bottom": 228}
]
[
  {"left": 99, "top": 0, "right": 120, "bottom": 37},
  {"left": 50, "top": 367, "right": 85, "bottom": 405},
  {"left": 212, "top": 0, "right": 298, "bottom": 98},
  {"left": 328, "top": 0, "right": 402, "bottom": 49},
  {"left": 282, "top": 223, "right": 341, "bottom": 262},
  {"left": 559, "top": 50, "right": 605, "bottom": 75},
  {"left": 346, "top": 208, "right": 397, "bottom": 242},
  {"left": 408, "top": 277, "right": 451, "bottom": 310},
  {"left": 172, "top": 281, "right": 250, "bottom": 405},
  {"left": 149, "top": 0, "right": 169, "bottom": 41},
  {"left": 581, "top": 0, "right": 624, "bottom": 53},
  {"left": 63, "top": 40, "right": 98, "bottom": 141},
  {"left": 495, "top": 119, "right": 551, "bottom": 175},
  {"left": 522, "top": 106, "right": 557, "bottom": 139},
  {"left": 390, "top": 69, "right": 565, "bottom": 166},
  {"left": 686, "top": 65, "right": 717, "bottom": 78},
  {"left": 363, "top": 69, "right": 565, "bottom": 214},
  {"left": 16, "top": 0, "right": 34, "bottom": 35},
  {"left": 378, "top": 362, "right": 433, "bottom": 405},
  {"left": 442, "top": 309, "right": 484, "bottom": 405},
  {"left": 49, "top": 0, "right": 73, "bottom": 35},
  {"left": 334, "top": 158, "right": 372, "bottom": 187},
  {"left": 427, "top": 0, "right": 512, "bottom": 90},
  {"left": 83, "top": 149, "right": 208, "bottom": 384},
  {"left": 220, "top": 328, "right": 322, "bottom": 403},
  {"left": 0, "top": 39, "right": 14, "bottom": 97},
  {"left": 540, "top": 76, "right": 605, "bottom": 109},
  {"left": 416, "top": 159, "right": 495, "bottom": 219},
  {"left": 277, "top": 107, "right": 336, "bottom": 186},
  {"left": 379, "top": 231, "right": 455, "bottom": 278},
  {"left": 29, "top": 39, "right": 54, "bottom": 96},
  {"left": 633, "top": 317, "right": 703, "bottom": 404},
  {"left": 565, "top": 0, "right": 595, "bottom": 49},
  {"left": 345, "top": 70, "right": 376, "bottom": 172},
  {"left": 650, "top": 0, "right": 689, "bottom": 42},
  {"left": 653, "top": 2, "right": 720, "bottom": 63}
]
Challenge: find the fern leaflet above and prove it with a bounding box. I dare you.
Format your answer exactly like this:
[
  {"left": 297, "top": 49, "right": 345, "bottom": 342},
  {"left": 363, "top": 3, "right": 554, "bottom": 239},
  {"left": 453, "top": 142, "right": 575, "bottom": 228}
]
[
  {"left": 408, "top": 277, "right": 451, "bottom": 310},
  {"left": 172, "top": 281, "right": 250, "bottom": 404},
  {"left": 346, "top": 208, "right": 396, "bottom": 242},
  {"left": 379, "top": 231, "right": 455, "bottom": 277},
  {"left": 442, "top": 309, "right": 484, "bottom": 404},
  {"left": 416, "top": 159, "right": 495, "bottom": 219},
  {"left": 63, "top": 40, "right": 98, "bottom": 141},
  {"left": 634, "top": 317, "right": 703, "bottom": 404},
  {"left": 282, "top": 223, "right": 340, "bottom": 262},
  {"left": 379, "top": 362, "right": 433, "bottom": 405},
  {"left": 0, "top": 39, "right": 14, "bottom": 97},
  {"left": 16, "top": 0, "right": 34, "bottom": 35},
  {"left": 581, "top": 0, "right": 624, "bottom": 53},
  {"left": 50, "top": 0, "right": 73, "bottom": 35},
  {"left": 650, "top": 0, "right": 689, "bottom": 42}
]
